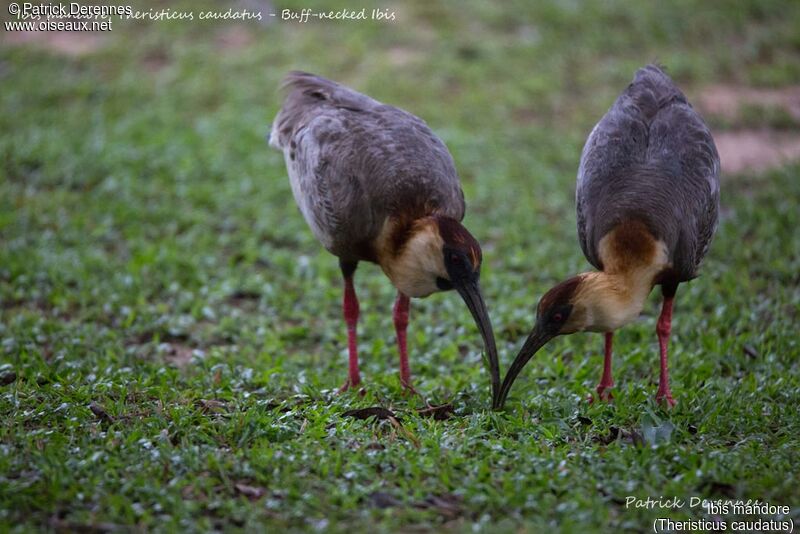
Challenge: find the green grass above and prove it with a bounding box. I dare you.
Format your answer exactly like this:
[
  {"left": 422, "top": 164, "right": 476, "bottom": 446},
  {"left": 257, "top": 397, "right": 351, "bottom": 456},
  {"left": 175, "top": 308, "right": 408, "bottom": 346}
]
[{"left": 2, "top": 0, "right": 800, "bottom": 531}]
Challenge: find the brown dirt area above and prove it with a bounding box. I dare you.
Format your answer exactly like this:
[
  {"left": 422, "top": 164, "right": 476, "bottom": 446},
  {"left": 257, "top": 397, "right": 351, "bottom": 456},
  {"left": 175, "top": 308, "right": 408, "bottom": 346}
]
[
  {"left": 696, "top": 85, "right": 800, "bottom": 122},
  {"left": 695, "top": 84, "right": 800, "bottom": 174},
  {"left": 714, "top": 130, "right": 800, "bottom": 175}
]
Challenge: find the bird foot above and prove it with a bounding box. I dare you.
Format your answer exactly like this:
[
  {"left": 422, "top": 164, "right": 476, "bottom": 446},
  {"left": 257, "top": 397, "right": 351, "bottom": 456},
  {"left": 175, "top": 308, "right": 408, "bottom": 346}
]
[
  {"left": 655, "top": 389, "right": 676, "bottom": 408},
  {"left": 400, "top": 380, "right": 428, "bottom": 403},
  {"left": 588, "top": 385, "right": 614, "bottom": 404},
  {"left": 338, "top": 379, "right": 366, "bottom": 396}
]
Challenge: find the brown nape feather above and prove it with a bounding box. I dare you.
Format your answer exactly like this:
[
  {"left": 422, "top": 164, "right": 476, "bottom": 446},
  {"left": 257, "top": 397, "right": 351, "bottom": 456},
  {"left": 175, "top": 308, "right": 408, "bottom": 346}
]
[
  {"left": 599, "top": 220, "right": 660, "bottom": 274},
  {"left": 379, "top": 215, "right": 481, "bottom": 264},
  {"left": 386, "top": 217, "right": 417, "bottom": 259},
  {"left": 374, "top": 215, "right": 440, "bottom": 265},
  {"left": 435, "top": 216, "right": 482, "bottom": 269},
  {"left": 537, "top": 276, "right": 582, "bottom": 314}
]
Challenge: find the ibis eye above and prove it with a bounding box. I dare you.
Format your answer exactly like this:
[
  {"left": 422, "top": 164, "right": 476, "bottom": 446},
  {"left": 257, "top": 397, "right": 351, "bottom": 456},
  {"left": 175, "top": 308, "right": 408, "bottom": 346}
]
[
  {"left": 450, "top": 254, "right": 460, "bottom": 263},
  {"left": 553, "top": 312, "right": 564, "bottom": 322}
]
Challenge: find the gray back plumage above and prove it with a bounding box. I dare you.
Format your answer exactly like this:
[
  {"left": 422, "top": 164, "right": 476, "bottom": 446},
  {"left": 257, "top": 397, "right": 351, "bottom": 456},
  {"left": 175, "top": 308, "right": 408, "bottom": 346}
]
[
  {"left": 270, "top": 72, "right": 465, "bottom": 261},
  {"left": 576, "top": 65, "right": 720, "bottom": 280}
]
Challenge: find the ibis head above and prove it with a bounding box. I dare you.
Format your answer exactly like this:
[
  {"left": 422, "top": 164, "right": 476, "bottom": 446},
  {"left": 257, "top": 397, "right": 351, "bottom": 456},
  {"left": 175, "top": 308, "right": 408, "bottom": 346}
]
[
  {"left": 379, "top": 215, "right": 499, "bottom": 392},
  {"left": 495, "top": 252, "right": 659, "bottom": 408}
]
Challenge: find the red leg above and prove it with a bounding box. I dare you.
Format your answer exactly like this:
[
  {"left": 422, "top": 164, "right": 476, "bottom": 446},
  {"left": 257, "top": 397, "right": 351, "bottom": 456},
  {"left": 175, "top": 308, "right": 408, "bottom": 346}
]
[
  {"left": 393, "top": 292, "right": 413, "bottom": 391},
  {"left": 340, "top": 262, "right": 361, "bottom": 391},
  {"left": 655, "top": 295, "right": 676, "bottom": 407},
  {"left": 595, "top": 332, "right": 615, "bottom": 402}
]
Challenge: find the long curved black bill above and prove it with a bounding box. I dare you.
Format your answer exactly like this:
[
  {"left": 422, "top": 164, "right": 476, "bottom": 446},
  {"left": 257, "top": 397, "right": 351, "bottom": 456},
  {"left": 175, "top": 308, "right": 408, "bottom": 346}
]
[
  {"left": 456, "top": 280, "right": 500, "bottom": 404},
  {"left": 494, "top": 326, "right": 553, "bottom": 409}
]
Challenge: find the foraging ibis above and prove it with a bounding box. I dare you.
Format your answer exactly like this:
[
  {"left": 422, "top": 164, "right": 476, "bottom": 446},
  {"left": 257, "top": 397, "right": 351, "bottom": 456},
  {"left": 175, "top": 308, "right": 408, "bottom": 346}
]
[
  {"left": 269, "top": 72, "right": 499, "bottom": 396},
  {"left": 495, "top": 65, "right": 720, "bottom": 408}
]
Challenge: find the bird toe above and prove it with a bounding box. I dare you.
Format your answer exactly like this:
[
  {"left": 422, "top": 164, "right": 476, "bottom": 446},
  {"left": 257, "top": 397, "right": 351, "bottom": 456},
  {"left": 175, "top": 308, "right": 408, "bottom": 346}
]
[
  {"left": 590, "top": 384, "right": 614, "bottom": 403},
  {"left": 655, "top": 389, "right": 676, "bottom": 408},
  {"left": 338, "top": 378, "right": 362, "bottom": 394}
]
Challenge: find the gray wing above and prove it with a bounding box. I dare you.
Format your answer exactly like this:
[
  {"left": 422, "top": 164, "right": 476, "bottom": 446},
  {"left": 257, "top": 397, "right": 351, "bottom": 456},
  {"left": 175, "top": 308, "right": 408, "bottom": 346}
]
[
  {"left": 270, "top": 72, "right": 465, "bottom": 261},
  {"left": 576, "top": 65, "right": 720, "bottom": 279}
]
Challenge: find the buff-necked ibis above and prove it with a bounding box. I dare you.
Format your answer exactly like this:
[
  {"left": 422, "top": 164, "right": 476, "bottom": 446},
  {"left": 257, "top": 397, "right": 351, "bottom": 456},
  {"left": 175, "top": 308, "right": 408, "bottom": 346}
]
[
  {"left": 269, "top": 72, "right": 499, "bottom": 398},
  {"left": 495, "top": 65, "right": 720, "bottom": 409}
]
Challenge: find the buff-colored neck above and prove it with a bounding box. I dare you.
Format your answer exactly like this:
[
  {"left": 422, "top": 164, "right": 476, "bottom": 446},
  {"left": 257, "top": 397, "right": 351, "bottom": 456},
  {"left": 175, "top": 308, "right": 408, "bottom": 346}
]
[
  {"left": 374, "top": 217, "right": 446, "bottom": 298},
  {"left": 566, "top": 222, "right": 670, "bottom": 333},
  {"left": 572, "top": 269, "right": 659, "bottom": 332}
]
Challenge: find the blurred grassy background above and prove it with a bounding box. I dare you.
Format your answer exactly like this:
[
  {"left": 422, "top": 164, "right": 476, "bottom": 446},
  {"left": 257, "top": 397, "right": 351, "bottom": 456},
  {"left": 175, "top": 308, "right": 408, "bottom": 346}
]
[{"left": 2, "top": 0, "right": 799, "bottom": 531}]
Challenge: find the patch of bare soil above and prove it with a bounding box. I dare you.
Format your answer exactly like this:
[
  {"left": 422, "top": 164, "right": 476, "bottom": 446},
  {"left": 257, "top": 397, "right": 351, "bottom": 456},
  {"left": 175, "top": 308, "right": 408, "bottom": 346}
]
[
  {"left": 163, "top": 343, "right": 196, "bottom": 368},
  {"left": 696, "top": 85, "right": 800, "bottom": 122},
  {"left": 2, "top": 30, "right": 107, "bottom": 57},
  {"left": 695, "top": 84, "right": 800, "bottom": 174},
  {"left": 715, "top": 130, "right": 800, "bottom": 175}
]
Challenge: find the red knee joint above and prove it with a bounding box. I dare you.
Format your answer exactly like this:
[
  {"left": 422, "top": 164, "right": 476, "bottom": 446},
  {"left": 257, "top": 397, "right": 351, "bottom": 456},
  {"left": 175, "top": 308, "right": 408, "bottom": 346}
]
[
  {"left": 344, "top": 298, "right": 359, "bottom": 323},
  {"left": 656, "top": 315, "right": 671, "bottom": 337},
  {"left": 656, "top": 324, "right": 669, "bottom": 338},
  {"left": 343, "top": 282, "right": 359, "bottom": 325},
  {"left": 393, "top": 307, "right": 409, "bottom": 329}
]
